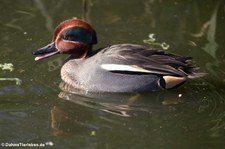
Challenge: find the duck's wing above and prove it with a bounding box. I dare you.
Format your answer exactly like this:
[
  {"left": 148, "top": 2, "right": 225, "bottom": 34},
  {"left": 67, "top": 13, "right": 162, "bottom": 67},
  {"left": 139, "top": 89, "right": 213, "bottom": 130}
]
[
  {"left": 99, "top": 44, "right": 200, "bottom": 77},
  {"left": 97, "top": 44, "right": 204, "bottom": 89}
]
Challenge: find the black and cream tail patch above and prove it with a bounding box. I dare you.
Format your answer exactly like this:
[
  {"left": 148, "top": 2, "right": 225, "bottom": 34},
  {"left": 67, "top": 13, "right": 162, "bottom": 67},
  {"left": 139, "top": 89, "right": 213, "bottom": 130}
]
[{"left": 159, "top": 76, "right": 186, "bottom": 89}]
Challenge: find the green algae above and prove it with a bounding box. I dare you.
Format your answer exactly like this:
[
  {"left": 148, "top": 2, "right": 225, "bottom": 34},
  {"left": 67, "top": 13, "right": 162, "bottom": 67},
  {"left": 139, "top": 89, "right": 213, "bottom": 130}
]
[
  {"left": 143, "top": 33, "right": 170, "bottom": 50},
  {"left": 0, "top": 63, "right": 22, "bottom": 85}
]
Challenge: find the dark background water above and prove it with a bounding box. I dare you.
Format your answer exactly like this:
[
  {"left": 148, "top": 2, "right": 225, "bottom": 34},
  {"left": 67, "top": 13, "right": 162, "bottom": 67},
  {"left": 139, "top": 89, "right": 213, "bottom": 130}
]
[{"left": 0, "top": 0, "right": 225, "bottom": 148}]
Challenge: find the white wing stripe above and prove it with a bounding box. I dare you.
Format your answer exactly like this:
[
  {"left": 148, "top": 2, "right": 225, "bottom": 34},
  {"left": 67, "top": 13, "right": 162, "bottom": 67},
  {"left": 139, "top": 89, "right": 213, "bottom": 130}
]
[{"left": 100, "top": 64, "right": 152, "bottom": 73}]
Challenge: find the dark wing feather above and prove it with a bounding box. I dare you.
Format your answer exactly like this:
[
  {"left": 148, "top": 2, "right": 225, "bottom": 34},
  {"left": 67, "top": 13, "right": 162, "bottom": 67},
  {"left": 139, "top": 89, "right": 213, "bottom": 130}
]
[{"left": 98, "top": 44, "right": 200, "bottom": 77}]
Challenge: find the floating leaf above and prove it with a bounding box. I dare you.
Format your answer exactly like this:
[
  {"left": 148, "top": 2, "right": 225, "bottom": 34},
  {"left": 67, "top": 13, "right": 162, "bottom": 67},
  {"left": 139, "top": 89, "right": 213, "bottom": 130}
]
[
  {"left": 0, "top": 78, "right": 22, "bottom": 85},
  {"left": 0, "top": 63, "right": 14, "bottom": 71},
  {"left": 148, "top": 33, "right": 156, "bottom": 42},
  {"left": 143, "top": 33, "right": 170, "bottom": 50},
  {"left": 0, "top": 63, "right": 22, "bottom": 85},
  {"left": 161, "top": 42, "right": 170, "bottom": 50},
  {"left": 90, "top": 130, "right": 96, "bottom": 136}
]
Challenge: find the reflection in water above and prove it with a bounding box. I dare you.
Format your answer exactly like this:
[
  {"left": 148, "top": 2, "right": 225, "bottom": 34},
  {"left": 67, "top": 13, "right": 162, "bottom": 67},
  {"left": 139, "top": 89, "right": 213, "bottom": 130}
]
[
  {"left": 202, "top": 2, "right": 219, "bottom": 59},
  {"left": 82, "top": 0, "right": 92, "bottom": 23},
  {"left": 50, "top": 81, "right": 188, "bottom": 137},
  {"left": 34, "top": 0, "right": 54, "bottom": 31},
  {"left": 59, "top": 80, "right": 185, "bottom": 115},
  {"left": 47, "top": 80, "right": 225, "bottom": 148},
  {"left": 191, "top": 1, "right": 225, "bottom": 83}
]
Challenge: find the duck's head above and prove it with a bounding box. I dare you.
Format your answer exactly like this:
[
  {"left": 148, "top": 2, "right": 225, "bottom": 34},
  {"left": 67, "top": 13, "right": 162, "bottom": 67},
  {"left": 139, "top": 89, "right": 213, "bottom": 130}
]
[{"left": 33, "top": 19, "right": 97, "bottom": 61}]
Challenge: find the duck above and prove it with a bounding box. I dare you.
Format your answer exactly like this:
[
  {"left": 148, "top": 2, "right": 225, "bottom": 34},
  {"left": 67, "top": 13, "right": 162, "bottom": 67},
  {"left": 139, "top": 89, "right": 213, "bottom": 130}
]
[{"left": 33, "top": 18, "right": 204, "bottom": 93}]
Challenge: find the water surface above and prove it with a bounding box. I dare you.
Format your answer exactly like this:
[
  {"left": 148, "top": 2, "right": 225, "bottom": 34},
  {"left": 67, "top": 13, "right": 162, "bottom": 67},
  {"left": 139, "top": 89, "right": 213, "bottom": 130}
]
[{"left": 0, "top": 0, "right": 225, "bottom": 148}]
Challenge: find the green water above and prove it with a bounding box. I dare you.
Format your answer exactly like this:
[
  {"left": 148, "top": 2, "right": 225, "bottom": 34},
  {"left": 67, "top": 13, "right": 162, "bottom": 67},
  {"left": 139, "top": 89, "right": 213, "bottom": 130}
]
[{"left": 0, "top": 0, "right": 225, "bottom": 148}]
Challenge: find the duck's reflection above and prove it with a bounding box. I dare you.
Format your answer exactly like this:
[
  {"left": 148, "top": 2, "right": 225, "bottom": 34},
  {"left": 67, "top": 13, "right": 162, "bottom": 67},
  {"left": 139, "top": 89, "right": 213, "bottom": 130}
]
[{"left": 50, "top": 81, "right": 187, "bottom": 137}]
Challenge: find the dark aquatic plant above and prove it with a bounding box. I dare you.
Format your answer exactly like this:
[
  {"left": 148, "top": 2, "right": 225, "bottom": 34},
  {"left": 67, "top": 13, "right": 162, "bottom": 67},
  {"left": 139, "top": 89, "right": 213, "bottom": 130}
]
[{"left": 191, "top": 2, "right": 224, "bottom": 81}]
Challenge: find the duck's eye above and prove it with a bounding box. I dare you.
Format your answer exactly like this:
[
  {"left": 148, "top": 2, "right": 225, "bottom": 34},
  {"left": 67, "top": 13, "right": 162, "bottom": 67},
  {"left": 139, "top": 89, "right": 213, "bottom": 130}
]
[{"left": 60, "top": 27, "right": 93, "bottom": 44}]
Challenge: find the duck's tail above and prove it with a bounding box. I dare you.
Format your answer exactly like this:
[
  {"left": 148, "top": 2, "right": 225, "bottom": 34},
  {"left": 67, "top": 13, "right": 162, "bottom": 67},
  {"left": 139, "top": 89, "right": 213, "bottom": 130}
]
[{"left": 187, "top": 72, "right": 207, "bottom": 79}]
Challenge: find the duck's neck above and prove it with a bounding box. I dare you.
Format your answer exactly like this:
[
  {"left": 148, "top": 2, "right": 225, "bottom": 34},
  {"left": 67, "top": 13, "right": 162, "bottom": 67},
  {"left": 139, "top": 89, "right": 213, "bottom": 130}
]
[
  {"left": 69, "top": 45, "right": 93, "bottom": 59},
  {"left": 86, "top": 45, "right": 95, "bottom": 57},
  {"left": 65, "top": 56, "right": 85, "bottom": 64}
]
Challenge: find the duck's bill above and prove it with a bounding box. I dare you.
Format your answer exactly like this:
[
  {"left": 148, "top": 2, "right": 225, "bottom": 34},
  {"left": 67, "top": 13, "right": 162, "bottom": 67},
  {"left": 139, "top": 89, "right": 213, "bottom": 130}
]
[{"left": 32, "top": 42, "right": 60, "bottom": 61}]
